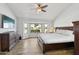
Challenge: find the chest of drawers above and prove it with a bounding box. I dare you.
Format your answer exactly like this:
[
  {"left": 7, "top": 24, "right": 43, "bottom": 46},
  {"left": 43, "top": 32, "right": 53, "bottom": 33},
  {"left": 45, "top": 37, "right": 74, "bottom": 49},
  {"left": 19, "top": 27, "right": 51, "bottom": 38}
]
[{"left": 0, "top": 31, "right": 19, "bottom": 51}]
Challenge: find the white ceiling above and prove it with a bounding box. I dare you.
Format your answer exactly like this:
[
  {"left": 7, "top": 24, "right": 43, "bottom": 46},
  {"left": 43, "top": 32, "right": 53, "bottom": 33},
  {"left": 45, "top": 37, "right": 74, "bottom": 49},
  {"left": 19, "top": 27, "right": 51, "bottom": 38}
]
[{"left": 7, "top": 3, "right": 72, "bottom": 20}]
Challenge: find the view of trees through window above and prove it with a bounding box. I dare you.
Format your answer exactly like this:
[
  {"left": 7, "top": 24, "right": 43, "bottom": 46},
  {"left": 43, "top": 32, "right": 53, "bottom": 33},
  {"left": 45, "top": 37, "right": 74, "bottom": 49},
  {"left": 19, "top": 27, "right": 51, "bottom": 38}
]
[{"left": 30, "top": 24, "right": 41, "bottom": 33}]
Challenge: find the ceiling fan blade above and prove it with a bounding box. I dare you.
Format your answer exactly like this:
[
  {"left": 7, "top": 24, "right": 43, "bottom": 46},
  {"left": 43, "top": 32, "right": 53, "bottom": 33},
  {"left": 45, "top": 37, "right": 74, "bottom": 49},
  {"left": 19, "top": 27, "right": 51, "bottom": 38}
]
[
  {"left": 42, "top": 10, "right": 46, "bottom": 12},
  {"left": 41, "top": 5, "right": 48, "bottom": 8}
]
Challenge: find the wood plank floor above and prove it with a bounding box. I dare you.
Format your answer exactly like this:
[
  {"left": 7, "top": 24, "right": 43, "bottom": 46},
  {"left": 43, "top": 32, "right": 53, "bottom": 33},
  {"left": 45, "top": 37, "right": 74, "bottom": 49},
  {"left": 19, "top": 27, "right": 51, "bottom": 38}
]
[{"left": 0, "top": 38, "right": 74, "bottom": 55}]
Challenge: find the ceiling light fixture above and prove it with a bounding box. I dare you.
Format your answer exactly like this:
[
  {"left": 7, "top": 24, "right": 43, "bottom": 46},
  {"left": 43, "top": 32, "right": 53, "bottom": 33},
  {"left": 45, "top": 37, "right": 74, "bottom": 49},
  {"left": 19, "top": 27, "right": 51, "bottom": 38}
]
[{"left": 36, "top": 3, "right": 48, "bottom": 12}]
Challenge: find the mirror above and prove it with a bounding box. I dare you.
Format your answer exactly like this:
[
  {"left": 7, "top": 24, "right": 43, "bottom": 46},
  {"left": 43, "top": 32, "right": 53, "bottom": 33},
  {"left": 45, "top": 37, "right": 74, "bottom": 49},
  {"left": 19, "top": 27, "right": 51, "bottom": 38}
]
[{"left": 2, "top": 15, "right": 15, "bottom": 29}]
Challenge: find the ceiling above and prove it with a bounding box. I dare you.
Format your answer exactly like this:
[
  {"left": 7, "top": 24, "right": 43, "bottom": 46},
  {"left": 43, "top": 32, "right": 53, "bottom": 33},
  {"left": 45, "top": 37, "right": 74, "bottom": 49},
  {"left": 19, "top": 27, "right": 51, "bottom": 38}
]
[{"left": 7, "top": 3, "right": 72, "bottom": 20}]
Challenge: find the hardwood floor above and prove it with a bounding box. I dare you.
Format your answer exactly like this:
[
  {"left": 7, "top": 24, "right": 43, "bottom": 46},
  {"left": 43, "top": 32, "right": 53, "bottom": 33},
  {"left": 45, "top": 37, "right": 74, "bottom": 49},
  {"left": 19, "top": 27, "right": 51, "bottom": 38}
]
[{"left": 0, "top": 38, "right": 74, "bottom": 55}]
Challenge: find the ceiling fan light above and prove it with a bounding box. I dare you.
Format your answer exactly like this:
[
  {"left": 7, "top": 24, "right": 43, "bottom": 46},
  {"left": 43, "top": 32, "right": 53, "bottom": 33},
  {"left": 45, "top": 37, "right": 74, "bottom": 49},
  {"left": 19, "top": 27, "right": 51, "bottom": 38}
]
[{"left": 37, "top": 9, "right": 42, "bottom": 12}]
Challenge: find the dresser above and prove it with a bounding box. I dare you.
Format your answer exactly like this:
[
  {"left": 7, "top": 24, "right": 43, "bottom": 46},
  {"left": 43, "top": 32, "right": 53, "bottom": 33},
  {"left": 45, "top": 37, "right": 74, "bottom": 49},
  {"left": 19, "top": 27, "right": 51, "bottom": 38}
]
[
  {"left": 0, "top": 31, "right": 20, "bottom": 51},
  {"left": 73, "top": 21, "right": 79, "bottom": 55}
]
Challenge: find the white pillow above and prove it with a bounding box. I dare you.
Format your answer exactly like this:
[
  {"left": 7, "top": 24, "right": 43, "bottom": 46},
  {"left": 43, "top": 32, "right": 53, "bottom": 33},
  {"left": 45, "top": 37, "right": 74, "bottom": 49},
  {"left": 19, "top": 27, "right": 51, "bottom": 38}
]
[
  {"left": 56, "top": 30, "right": 73, "bottom": 35},
  {"left": 56, "top": 29, "right": 64, "bottom": 33},
  {"left": 64, "top": 30, "right": 73, "bottom": 35}
]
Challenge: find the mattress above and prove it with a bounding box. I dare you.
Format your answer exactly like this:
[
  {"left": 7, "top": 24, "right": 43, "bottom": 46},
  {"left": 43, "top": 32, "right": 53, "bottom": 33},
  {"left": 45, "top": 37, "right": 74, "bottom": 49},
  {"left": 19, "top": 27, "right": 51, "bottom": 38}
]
[{"left": 38, "top": 33, "right": 74, "bottom": 44}]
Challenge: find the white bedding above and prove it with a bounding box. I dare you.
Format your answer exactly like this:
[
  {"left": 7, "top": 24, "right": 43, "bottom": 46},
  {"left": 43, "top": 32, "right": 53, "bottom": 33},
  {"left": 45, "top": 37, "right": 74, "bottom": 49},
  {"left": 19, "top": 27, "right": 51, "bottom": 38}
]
[{"left": 38, "top": 32, "right": 74, "bottom": 44}]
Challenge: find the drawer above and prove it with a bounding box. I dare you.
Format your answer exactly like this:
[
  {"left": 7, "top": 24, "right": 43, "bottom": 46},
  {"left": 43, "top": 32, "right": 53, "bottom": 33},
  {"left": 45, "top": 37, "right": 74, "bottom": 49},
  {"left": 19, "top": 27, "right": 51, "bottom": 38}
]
[
  {"left": 9, "top": 36, "right": 16, "bottom": 40},
  {"left": 9, "top": 43, "right": 16, "bottom": 50},
  {"left": 9, "top": 33, "right": 16, "bottom": 39},
  {"left": 9, "top": 39, "right": 16, "bottom": 45}
]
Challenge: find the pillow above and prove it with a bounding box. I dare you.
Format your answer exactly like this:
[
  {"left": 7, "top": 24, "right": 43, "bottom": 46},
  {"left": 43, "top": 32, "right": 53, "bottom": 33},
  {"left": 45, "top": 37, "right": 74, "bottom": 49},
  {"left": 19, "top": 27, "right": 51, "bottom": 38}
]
[
  {"left": 47, "top": 27, "right": 56, "bottom": 33},
  {"left": 56, "top": 29, "right": 64, "bottom": 33},
  {"left": 56, "top": 29, "right": 73, "bottom": 35},
  {"left": 64, "top": 30, "right": 73, "bottom": 35}
]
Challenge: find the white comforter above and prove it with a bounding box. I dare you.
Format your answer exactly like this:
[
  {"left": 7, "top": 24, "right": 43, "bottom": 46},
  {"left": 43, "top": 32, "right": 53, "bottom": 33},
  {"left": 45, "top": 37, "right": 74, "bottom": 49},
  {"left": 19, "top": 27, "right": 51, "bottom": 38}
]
[{"left": 38, "top": 33, "right": 74, "bottom": 44}]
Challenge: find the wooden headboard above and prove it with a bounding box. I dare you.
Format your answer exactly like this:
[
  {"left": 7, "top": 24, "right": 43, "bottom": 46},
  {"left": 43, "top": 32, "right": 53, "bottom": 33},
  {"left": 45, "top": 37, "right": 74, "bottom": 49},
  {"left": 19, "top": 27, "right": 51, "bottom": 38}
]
[{"left": 56, "top": 26, "right": 73, "bottom": 31}]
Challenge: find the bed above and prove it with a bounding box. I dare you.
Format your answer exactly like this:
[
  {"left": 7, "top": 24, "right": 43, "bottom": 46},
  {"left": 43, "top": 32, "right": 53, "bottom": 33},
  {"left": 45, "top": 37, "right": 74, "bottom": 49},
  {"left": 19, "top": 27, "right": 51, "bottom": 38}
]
[{"left": 37, "top": 27, "right": 74, "bottom": 54}]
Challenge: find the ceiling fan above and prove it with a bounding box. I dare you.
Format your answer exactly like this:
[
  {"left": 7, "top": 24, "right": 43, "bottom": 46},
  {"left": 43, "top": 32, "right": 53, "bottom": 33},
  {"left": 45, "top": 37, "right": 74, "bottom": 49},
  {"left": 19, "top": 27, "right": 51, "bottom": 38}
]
[{"left": 36, "top": 3, "right": 48, "bottom": 12}]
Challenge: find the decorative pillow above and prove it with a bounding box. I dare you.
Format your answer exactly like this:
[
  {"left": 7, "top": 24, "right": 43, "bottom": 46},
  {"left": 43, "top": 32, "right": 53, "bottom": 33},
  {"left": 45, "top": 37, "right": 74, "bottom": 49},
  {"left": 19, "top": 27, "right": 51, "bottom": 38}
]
[{"left": 47, "top": 27, "right": 56, "bottom": 33}]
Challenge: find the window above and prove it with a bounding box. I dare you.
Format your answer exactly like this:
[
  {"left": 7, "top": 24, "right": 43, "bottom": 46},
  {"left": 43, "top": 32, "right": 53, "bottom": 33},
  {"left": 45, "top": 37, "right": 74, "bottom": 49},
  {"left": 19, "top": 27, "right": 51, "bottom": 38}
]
[
  {"left": 30, "top": 24, "right": 41, "bottom": 33},
  {"left": 24, "top": 24, "right": 27, "bottom": 34},
  {"left": 44, "top": 24, "right": 48, "bottom": 33},
  {"left": 4, "top": 23, "right": 14, "bottom": 28},
  {"left": 23, "top": 23, "right": 49, "bottom": 34}
]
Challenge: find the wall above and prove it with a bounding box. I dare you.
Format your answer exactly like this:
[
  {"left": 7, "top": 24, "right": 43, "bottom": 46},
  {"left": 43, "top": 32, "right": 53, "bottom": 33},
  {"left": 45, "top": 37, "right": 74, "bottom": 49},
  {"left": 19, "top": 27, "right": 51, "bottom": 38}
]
[
  {"left": 54, "top": 4, "right": 79, "bottom": 27},
  {"left": 0, "top": 4, "right": 16, "bottom": 20},
  {"left": 0, "top": 3, "right": 16, "bottom": 31}
]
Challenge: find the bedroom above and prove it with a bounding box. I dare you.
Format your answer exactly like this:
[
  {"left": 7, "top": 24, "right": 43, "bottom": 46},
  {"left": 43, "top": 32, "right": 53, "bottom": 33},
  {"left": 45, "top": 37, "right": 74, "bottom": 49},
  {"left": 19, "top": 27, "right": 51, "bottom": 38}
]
[{"left": 0, "top": 3, "right": 79, "bottom": 55}]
